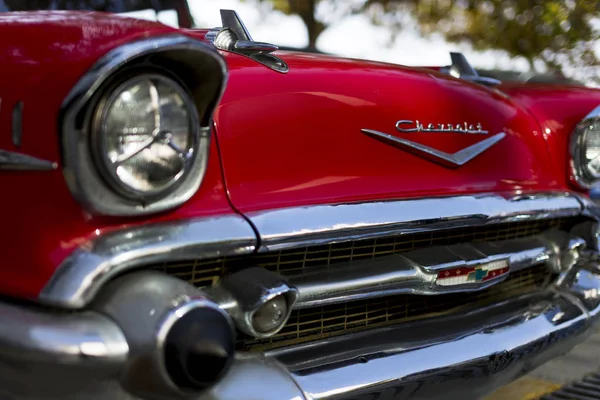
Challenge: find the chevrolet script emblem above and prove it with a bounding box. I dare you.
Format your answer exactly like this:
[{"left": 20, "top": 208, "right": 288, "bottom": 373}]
[
  {"left": 435, "top": 259, "right": 510, "bottom": 287},
  {"left": 361, "top": 119, "right": 505, "bottom": 168}
]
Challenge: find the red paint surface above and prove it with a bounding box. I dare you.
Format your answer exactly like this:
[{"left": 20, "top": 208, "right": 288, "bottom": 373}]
[
  {"left": 214, "top": 52, "right": 561, "bottom": 213},
  {"left": 0, "top": 13, "right": 235, "bottom": 299},
  {"left": 498, "top": 83, "right": 600, "bottom": 190}
]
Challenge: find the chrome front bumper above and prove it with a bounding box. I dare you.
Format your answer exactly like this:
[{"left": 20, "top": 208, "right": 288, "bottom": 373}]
[
  {"left": 208, "top": 264, "right": 600, "bottom": 400},
  {"left": 5, "top": 192, "right": 600, "bottom": 400},
  {"left": 2, "top": 261, "right": 600, "bottom": 400}
]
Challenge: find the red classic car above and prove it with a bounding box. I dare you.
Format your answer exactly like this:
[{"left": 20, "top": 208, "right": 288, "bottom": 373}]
[{"left": 2, "top": 3, "right": 600, "bottom": 400}]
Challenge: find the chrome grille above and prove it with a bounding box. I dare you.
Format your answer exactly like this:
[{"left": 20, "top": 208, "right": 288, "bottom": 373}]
[
  {"left": 240, "top": 263, "right": 551, "bottom": 351},
  {"left": 151, "top": 217, "right": 577, "bottom": 351},
  {"left": 154, "top": 217, "right": 574, "bottom": 286}
]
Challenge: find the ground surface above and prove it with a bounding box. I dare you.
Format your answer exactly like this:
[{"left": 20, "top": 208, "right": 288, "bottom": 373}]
[{"left": 484, "top": 326, "right": 600, "bottom": 399}]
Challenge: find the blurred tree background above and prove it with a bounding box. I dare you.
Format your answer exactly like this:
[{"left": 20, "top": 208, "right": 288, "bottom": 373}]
[{"left": 258, "top": 0, "right": 600, "bottom": 83}]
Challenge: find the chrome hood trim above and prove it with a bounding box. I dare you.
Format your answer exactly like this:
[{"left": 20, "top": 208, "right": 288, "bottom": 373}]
[{"left": 248, "top": 192, "right": 583, "bottom": 251}]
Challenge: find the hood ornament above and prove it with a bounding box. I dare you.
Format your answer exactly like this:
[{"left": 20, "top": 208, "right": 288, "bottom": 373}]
[{"left": 361, "top": 119, "right": 505, "bottom": 168}]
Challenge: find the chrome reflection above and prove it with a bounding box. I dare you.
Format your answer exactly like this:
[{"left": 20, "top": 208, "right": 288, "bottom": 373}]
[
  {"left": 269, "top": 292, "right": 590, "bottom": 400},
  {"left": 248, "top": 192, "right": 583, "bottom": 252},
  {"left": 39, "top": 215, "right": 257, "bottom": 309}
]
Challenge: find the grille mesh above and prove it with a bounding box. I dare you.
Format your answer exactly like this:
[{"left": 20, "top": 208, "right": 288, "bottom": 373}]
[{"left": 151, "top": 217, "right": 576, "bottom": 351}]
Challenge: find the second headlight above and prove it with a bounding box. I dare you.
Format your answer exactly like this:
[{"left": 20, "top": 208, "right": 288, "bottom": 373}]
[
  {"left": 571, "top": 105, "right": 600, "bottom": 189},
  {"left": 91, "top": 73, "right": 199, "bottom": 199}
]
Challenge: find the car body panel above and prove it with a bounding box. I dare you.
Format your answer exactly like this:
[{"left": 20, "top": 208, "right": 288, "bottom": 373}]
[
  {"left": 499, "top": 83, "right": 600, "bottom": 190},
  {"left": 214, "top": 51, "right": 561, "bottom": 213}
]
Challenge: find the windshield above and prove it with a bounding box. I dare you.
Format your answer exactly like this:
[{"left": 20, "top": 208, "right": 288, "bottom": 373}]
[{"left": 0, "top": 0, "right": 194, "bottom": 28}]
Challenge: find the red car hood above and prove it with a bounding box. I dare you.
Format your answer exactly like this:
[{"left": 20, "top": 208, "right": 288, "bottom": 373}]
[{"left": 214, "top": 51, "right": 563, "bottom": 213}]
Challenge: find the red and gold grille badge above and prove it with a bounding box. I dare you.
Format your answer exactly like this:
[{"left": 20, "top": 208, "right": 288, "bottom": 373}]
[{"left": 435, "top": 259, "right": 510, "bottom": 286}]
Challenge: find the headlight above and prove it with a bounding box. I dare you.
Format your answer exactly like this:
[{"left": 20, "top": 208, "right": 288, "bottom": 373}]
[
  {"left": 61, "top": 36, "right": 227, "bottom": 217},
  {"left": 92, "top": 74, "right": 198, "bottom": 199},
  {"left": 583, "top": 125, "right": 600, "bottom": 177},
  {"left": 571, "top": 105, "right": 600, "bottom": 188}
]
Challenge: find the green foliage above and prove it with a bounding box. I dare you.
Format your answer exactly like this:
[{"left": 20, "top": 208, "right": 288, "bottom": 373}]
[{"left": 256, "top": 0, "right": 600, "bottom": 83}]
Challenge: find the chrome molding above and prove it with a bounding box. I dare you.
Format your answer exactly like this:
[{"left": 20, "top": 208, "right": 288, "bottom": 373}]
[
  {"left": 361, "top": 128, "right": 506, "bottom": 168},
  {"left": 290, "top": 229, "right": 584, "bottom": 309},
  {"left": 39, "top": 215, "right": 257, "bottom": 309},
  {"left": 0, "top": 149, "right": 57, "bottom": 171},
  {"left": 61, "top": 34, "right": 228, "bottom": 216},
  {"left": 248, "top": 192, "right": 584, "bottom": 252}
]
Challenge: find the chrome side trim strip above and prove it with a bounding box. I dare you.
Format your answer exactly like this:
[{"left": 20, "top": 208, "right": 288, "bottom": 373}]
[
  {"left": 0, "top": 149, "right": 57, "bottom": 171},
  {"left": 39, "top": 215, "right": 257, "bottom": 309},
  {"left": 248, "top": 192, "right": 583, "bottom": 252},
  {"left": 290, "top": 229, "right": 585, "bottom": 309}
]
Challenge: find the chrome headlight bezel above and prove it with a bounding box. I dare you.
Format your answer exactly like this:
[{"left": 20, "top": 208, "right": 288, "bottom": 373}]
[
  {"left": 570, "top": 105, "right": 600, "bottom": 189},
  {"left": 60, "top": 35, "right": 227, "bottom": 217}
]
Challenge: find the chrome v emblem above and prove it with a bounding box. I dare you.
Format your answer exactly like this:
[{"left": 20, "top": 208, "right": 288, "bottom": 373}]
[{"left": 361, "top": 129, "right": 506, "bottom": 168}]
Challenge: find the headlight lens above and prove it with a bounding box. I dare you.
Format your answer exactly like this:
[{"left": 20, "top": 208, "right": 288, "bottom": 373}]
[
  {"left": 93, "top": 74, "right": 197, "bottom": 198},
  {"left": 583, "top": 123, "right": 600, "bottom": 178},
  {"left": 571, "top": 105, "right": 600, "bottom": 188}
]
